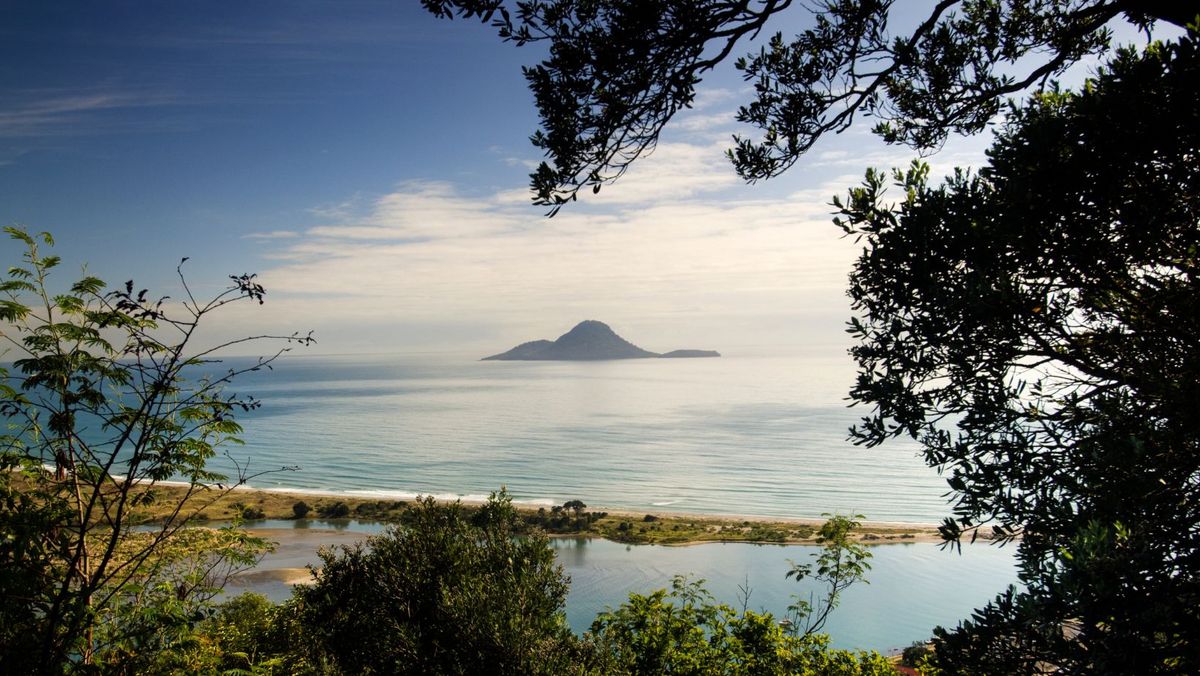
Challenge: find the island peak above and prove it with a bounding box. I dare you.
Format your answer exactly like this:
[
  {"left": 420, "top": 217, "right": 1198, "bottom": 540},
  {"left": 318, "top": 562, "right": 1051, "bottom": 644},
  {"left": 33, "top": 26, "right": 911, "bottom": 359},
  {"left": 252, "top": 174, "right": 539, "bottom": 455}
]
[{"left": 483, "top": 321, "right": 720, "bottom": 361}]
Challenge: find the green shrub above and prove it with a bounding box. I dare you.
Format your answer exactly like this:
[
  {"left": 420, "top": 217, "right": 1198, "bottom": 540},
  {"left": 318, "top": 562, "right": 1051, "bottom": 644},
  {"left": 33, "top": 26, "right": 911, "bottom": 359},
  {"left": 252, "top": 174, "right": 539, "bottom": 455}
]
[
  {"left": 317, "top": 501, "right": 350, "bottom": 518},
  {"left": 902, "top": 641, "right": 933, "bottom": 667},
  {"left": 293, "top": 490, "right": 579, "bottom": 674},
  {"left": 590, "top": 576, "right": 893, "bottom": 675}
]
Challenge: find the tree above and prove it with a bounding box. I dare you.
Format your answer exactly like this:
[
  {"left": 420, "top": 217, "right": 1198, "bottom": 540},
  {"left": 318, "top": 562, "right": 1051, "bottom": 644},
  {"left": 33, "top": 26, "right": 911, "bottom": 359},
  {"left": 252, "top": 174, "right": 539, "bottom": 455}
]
[
  {"left": 0, "top": 227, "right": 311, "bottom": 671},
  {"left": 589, "top": 513, "right": 879, "bottom": 674},
  {"left": 292, "top": 489, "right": 583, "bottom": 675},
  {"left": 425, "top": 0, "right": 1193, "bottom": 212},
  {"left": 151, "top": 591, "right": 323, "bottom": 675},
  {"left": 784, "top": 513, "right": 871, "bottom": 636},
  {"left": 563, "top": 498, "right": 587, "bottom": 529},
  {"left": 837, "top": 37, "right": 1199, "bottom": 671}
]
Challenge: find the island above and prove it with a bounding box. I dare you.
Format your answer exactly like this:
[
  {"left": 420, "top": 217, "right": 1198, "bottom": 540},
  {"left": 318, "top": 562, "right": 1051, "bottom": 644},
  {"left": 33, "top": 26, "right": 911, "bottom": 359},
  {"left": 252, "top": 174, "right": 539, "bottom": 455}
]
[
  {"left": 483, "top": 320, "right": 720, "bottom": 361},
  {"left": 659, "top": 349, "right": 721, "bottom": 358}
]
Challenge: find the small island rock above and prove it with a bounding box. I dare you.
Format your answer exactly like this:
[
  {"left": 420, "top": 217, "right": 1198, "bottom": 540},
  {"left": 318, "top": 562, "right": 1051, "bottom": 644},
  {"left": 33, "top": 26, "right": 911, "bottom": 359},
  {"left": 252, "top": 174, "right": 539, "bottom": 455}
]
[{"left": 483, "top": 321, "right": 720, "bottom": 361}]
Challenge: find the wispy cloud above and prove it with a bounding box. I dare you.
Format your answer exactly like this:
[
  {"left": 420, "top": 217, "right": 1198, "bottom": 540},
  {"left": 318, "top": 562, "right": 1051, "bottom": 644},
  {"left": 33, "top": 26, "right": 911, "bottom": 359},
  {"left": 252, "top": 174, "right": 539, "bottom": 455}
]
[
  {"left": 587, "top": 140, "right": 742, "bottom": 206},
  {"left": 242, "top": 230, "right": 301, "bottom": 240},
  {"left": 0, "top": 89, "right": 176, "bottom": 138},
  {"left": 303, "top": 180, "right": 527, "bottom": 242}
]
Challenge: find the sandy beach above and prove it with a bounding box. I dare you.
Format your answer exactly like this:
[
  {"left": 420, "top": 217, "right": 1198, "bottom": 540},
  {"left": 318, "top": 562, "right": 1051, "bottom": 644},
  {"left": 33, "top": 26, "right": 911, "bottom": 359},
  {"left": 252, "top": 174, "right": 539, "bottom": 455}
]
[{"left": 142, "top": 480, "right": 945, "bottom": 546}]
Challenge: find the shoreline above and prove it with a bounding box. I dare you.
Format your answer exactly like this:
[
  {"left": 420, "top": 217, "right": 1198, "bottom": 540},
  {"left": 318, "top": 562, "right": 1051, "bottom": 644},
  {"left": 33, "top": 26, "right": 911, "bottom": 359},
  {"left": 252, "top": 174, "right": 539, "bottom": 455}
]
[{"left": 141, "top": 481, "right": 947, "bottom": 546}]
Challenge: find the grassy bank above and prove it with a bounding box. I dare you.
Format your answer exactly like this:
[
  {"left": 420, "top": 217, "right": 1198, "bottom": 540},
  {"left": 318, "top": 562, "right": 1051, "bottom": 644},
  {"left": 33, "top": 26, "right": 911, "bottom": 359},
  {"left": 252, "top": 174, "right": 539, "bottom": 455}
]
[{"left": 133, "top": 482, "right": 941, "bottom": 545}]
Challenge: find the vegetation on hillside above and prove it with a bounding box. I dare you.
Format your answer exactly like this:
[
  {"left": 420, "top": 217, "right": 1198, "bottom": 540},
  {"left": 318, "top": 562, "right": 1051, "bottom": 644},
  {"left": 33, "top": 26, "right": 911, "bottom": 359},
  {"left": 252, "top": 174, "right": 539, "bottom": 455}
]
[{"left": 0, "top": 227, "right": 311, "bottom": 670}]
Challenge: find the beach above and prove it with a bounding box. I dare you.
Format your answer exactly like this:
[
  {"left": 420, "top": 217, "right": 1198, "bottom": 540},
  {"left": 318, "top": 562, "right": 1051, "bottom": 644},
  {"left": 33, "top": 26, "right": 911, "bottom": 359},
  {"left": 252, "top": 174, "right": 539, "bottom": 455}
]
[{"left": 143, "top": 481, "right": 945, "bottom": 547}]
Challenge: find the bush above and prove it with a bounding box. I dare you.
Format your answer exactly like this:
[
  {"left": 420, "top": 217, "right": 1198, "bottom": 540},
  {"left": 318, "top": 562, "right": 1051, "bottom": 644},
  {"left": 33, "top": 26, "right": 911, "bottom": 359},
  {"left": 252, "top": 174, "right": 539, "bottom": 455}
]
[
  {"left": 902, "top": 641, "right": 933, "bottom": 668},
  {"left": 293, "top": 490, "right": 579, "bottom": 674},
  {"left": 317, "top": 501, "right": 350, "bottom": 518},
  {"left": 292, "top": 501, "right": 311, "bottom": 518},
  {"left": 590, "top": 576, "right": 893, "bottom": 675}
]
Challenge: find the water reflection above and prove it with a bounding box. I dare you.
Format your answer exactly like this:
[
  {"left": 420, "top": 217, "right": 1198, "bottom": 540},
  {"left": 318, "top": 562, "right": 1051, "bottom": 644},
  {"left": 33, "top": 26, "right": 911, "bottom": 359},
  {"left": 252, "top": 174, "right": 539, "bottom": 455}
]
[
  {"left": 234, "top": 524, "right": 1018, "bottom": 652},
  {"left": 550, "top": 537, "right": 1017, "bottom": 652}
]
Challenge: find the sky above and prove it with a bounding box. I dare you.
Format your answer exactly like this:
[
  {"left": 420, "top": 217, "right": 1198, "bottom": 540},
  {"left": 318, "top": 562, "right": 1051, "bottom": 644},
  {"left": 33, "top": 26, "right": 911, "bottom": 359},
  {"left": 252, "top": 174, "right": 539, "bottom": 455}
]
[{"left": 0, "top": 2, "right": 1169, "bottom": 356}]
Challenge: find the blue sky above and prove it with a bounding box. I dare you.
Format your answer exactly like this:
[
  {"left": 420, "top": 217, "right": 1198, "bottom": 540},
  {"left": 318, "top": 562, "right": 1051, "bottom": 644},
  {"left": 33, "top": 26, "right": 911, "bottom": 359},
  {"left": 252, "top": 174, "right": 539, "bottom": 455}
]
[{"left": 1, "top": 2, "right": 1166, "bottom": 355}]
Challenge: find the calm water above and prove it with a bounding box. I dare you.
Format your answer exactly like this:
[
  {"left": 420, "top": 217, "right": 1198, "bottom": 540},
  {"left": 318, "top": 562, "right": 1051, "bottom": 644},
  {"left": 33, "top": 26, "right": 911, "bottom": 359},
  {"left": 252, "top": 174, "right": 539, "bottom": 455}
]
[
  {"left": 211, "top": 351, "right": 952, "bottom": 523},
  {"left": 552, "top": 537, "right": 1015, "bottom": 652},
  {"left": 233, "top": 519, "right": 1017, "bottom": 652}
]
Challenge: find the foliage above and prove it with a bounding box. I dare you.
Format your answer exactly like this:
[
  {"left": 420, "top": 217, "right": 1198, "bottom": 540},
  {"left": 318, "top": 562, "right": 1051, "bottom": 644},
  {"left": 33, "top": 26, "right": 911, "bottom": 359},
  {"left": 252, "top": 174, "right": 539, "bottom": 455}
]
[
  {"left": 901, "top": 641, "right": 933, "bottom": 668},
  {"left": 235, "top": 502, "right": 266, "bottom": 520},
  {"left": 588, "top": 575, "right": 892, "bottom": 675},
  {"left": 292, "top": 489, "right": 583, "bottom": 675},
  {"left": 525, "top": 499, "right": 607, "bottom": 532},
  {"left": 315, "top": 501, "right": 350, "bottom": 518},
  {"left": 0, "top": 227, "right": 309, "bottom": 671},
  {"left": 838, "top": 37, "right": 1200, "bottom": 671},
  {"left": 292, "top": 500, "right": 311, "bottom": 518},
  {"left": 153, "top": 592, "right": 329, "bottom": 675},
  {"left": 589, "top": 512, "right": 879, "bottom": 673},
  {"left": 785, "top": 513, "right": 872, "bottom": 636},
  {"left": 425, "top": 0, "right": 1192, "bottom": 212},
  {"left": 88, "top": 529, "right": 271, "bottom": 674},
  {"left": 133, "top": 506, "right": 886, "bottom": 674}
]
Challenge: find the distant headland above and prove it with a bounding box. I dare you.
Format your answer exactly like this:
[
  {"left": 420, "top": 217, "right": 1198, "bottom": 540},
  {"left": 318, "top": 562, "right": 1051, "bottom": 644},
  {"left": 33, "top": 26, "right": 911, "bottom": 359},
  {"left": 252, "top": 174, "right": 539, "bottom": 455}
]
[{"left": 483, "top": 320, "right": 720, "bottom": 361}]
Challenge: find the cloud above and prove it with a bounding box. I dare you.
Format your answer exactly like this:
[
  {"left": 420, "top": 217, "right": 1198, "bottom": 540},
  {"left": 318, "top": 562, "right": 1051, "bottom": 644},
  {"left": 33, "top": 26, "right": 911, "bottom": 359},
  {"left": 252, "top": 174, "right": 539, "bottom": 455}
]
[
  {"left": 586, "top": 140, "right": 741, "bottom": 206},
  {"left": 0, "top": 89, "right": 174, "bottom": 138},
  {"left": 225, "top": 135, "right": 870, "bottom": 353},
  {"left": 221, "top": 117, "right": 990, "bottom": 354},
  {"left": 302, "top": 180, "right": 527, "bottom": 242},
  {"left": 243, "top": 230, "right": 300, "bottom": 240}
]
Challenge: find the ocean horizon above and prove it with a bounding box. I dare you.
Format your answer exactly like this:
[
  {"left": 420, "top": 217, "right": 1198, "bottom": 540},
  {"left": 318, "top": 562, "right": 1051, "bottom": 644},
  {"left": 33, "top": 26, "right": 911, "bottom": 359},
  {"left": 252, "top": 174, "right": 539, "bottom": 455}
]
[{"left": 203, "top": 349, "right": 955, "bottom": 525}]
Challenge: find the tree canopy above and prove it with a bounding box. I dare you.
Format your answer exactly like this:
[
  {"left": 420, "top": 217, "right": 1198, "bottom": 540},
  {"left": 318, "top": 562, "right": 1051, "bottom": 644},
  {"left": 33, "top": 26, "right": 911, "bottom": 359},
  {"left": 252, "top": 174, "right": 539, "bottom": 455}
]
[
  {"left": 426, "top": 0, "right": 1193, "bottom": 212},
  {"left": 839, "top": 36, "right": 1199, "bottom": 671}
]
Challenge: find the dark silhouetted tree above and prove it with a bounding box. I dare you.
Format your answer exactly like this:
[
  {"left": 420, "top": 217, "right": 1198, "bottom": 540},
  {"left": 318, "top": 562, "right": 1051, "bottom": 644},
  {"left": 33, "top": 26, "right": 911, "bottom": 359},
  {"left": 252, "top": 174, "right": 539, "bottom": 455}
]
[
  {"left": 838, "top": 38, "right": 1200, "bottom": 672},
  {"left": 425, "top": 0, "right": 1192, "bottom": 212},
  {"left": 292, "top": 489, "right": 581, "bottom": 675}
]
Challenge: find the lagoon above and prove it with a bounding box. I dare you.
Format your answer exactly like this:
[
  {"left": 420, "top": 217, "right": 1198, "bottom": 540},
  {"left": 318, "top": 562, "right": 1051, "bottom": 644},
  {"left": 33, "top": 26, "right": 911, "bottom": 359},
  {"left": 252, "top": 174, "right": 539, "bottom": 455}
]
[{"left": 233, "top": 521, "right": 1018, "bottom": 652}]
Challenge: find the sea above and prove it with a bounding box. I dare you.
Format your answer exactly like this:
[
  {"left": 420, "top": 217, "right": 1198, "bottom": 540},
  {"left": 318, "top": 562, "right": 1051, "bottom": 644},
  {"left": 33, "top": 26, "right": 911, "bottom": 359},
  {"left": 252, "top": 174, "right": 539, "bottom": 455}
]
[
  {"left": 211, "top": 350, "right": 954, "bottom": 523},
  {"left": 199, "top": 350, "right": 1021, "bottom": 651}
]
